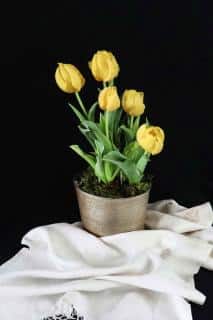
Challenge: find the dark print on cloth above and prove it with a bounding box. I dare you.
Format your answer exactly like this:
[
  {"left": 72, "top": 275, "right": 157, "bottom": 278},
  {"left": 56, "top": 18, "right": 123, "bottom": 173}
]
[{"left": 42, "top": 304, "right": 84, "bottom": 320}]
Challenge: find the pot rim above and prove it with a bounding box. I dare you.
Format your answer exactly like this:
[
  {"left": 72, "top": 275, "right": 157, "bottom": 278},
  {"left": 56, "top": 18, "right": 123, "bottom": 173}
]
[{"left": 73, "top": 179, "right": 151, "bottom": 201}]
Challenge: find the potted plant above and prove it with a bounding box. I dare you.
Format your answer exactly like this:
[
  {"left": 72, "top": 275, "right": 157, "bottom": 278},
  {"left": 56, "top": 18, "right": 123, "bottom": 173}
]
[{"left": 55, "top": 50, "right": 165, "bottom": 236}]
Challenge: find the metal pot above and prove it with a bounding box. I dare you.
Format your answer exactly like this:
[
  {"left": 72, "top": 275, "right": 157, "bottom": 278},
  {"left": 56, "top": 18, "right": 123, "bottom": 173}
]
[{"left": 74, "top": 181, "right": 150, "bottom": 236}]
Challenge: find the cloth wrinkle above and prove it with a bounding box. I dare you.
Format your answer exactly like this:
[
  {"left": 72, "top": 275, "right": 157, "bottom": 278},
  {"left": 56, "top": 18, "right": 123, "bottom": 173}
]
[{"left": 0, "top": 199, "right": 212, "bottom": 319}]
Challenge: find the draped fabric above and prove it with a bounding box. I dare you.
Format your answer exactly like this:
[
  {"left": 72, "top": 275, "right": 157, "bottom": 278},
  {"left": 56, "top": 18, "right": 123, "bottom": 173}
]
[{"left": 0, "top": 199, "right": 212, "bottom": 320}]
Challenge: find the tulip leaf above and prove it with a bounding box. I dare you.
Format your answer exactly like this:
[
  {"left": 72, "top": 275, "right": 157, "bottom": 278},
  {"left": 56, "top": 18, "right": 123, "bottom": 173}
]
[
  {"left": 146, "top": 117, "right": 150, "bottom": 126},
  {"left": 106, "top": 108, "right": 123, "bottom": 143},
  {"left": 113, "top": 109, "right": 123, "bottom": 148},
  {"left": 118, "top": 125, "right": 135, "bottom": 144},
  {"left": 94, "top": 140, "right": 107, "bottom": 183},
  {"left": 69, "top": 145, "right": 95, "bottom": 169},
  {"left": 123, "top": 141, "right": 144, "bottom": 162},
  {"left": 82, "top": 120, "right": 112, "bottom": 153},
  {"left": 94, "top": 139, "right": 104, "bottom": 155},
  {"left": 103, "top": 151, "right": 141, "bottom": 184},
  {"left": 137, "top": 153, "right": 150, "bottom": 175},
  {"left": 102, "top": 151, "right": 120, "bottom": 182},
  {"left": 104, "top": 162, "right": 115, "bottom": 182},
  {"left": 113, "top": 108, "right": 123, "bottom": 132},
  {"left": 95, "top": 156, "right": 107, "bottom": 183},
  {"left": 99, "top": 112, "right": 106, "bottom": 133},
  {"left": 78, "top": 125, "right": 96, "bottom": 150},
  {"left": 103, "top": 150, "right": 127, "bottom": 162},
  {"left": 88, "top": 101, "right": 98, "bottom": 122},
  {"left": 133, "top": 116, "right": 141, "bottom": 135},
  {"left": 68, "top": 103, "right": 86, "bottom": 123}
]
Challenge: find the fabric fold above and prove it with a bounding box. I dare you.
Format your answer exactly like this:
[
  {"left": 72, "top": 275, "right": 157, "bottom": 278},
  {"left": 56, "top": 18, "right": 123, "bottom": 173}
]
[{"left": 0, "top": 199, "right": 212, "bottom": 320}]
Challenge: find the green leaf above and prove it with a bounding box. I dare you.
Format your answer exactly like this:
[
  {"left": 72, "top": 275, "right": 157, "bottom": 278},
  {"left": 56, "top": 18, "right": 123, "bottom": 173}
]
[
  {"left": 104, "top": 162, "right": 115, "bottom": 183},
  {"left": 94, "top": 140, "right": 116, "bottom": 183},
  {"left": 137, "top": 153, "right": 150, "bottom": 175},
  {"left": 69, "top": 145, "right": 95, "bottom": 169},
  {"left": 133, "top": 116, "right": 141, "bottom": 135},
  {"left": 118, "top": 125, "right": 135, "bottom": 144},
  {"left": 123, "top": 141, "right": 144, "bottom": 162},
  {"left": 82, "top": 120, "right": 112, "bottom": 153},
  {"left": 102, "top": 150, "right": 126, "bottom": 183},
  {"left": 78, "top": 125, "right": 96, "bottom": 150},
  {"left": 146, "top": 117, "right": 150, "bottom": 126},
  {"left": 113, "top": 109, "right": 123, "bottom": 131},
  {"left": 111, "top": 167, "right": 120, "bottom": 180},
  {"left": 88, "top": 102, "right": 98, "bottom": 122},
  {"left": 103, "top": 150, "right": 127, "bottom": 162},
  {"left": 107, "top": 108, "right": 123, "bottom": 142},
  {"left": 95, "top": 156, "right": 107, "bottom": 183},
  {"left": 103, "top": 151, "right": 141, "bottom": 184},
  {"left": 94, "top": 140, "right": 107, "bottom": 183},
  {"left": 68, "top": 103, "right": 86, "bottom": 123},
  {"left": 99, "top": 112, "right": 106, "bottom": 133},
  {"left": 94, "top": 139, "right": 104, "bottom": 155}
]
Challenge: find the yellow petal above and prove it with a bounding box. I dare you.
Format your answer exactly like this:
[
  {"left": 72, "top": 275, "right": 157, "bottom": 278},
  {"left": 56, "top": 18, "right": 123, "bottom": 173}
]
[
  {"left": 55, "top": 63, "right": 85, "bottom": 93},
  {"left": 98, "top": 86, "right": 120, "bottom": 111},
  {"left": 89, "top": 50, "right": 119, "bottom": 82},
  {"left": 136, "top": 125, "right": 165, "bottom": 155},
  {"left": 122, "top": 89, "right": 145, "bottom": 116},
  {"left": 55, "top": 66, "right": 74, "bottom": 93}
]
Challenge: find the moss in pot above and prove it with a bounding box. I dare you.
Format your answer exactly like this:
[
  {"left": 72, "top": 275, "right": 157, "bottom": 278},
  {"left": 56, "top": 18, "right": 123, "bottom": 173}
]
[{"left": 55, "top": 50, "right": 165, "bottom": 236}]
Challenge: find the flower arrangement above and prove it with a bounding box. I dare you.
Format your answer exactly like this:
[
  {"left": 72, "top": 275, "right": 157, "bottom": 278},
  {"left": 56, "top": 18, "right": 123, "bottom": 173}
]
[{"left": 55, "top": 50, "right": 165, "bottom": 197}]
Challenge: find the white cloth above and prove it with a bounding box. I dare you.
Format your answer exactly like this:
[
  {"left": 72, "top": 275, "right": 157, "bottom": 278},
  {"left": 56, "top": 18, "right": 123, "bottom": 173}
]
[{"left": 0, "top": 199, "right": 212, "bottom": 320}]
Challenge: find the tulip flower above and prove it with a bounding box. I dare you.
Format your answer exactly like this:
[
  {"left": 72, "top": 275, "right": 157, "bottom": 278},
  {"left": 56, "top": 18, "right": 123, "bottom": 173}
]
[
  {"left": 122, "top": 89, "right": 145, "bottom": 117},
  {"left": 89, "top": 50, "right": 119, "bottom": 82},
  {"left": 55, "top": 63, "right": 85, "bottom": 93},
  {"left": 98, "top": 86, "right": 120, "bottom": 112},
  {"left": 136, "top": 124, "right": 165, "bottom": 155}
]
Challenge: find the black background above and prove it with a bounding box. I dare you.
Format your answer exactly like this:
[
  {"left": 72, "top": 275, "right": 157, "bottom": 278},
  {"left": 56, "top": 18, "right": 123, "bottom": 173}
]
[{"left": 1, "top": 1, "right": 212, "bottom": 318}]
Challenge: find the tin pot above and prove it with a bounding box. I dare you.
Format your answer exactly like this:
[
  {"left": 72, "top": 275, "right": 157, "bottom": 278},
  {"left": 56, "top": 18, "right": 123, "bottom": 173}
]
[{"left": 74, "top": 181, "right": 150, "bottom": 236}]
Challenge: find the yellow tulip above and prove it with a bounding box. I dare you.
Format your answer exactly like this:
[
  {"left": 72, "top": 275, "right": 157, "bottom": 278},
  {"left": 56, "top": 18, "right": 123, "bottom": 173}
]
[
  {"left": 122, "top": 89, "right": 145, "bottom": 116},
  {"left": 98, "top": 86, "right": 120, "bottom": 111},
  {"left": 136, "top": 124, "right": 165, "bottom": 155},
  {"left": 89, "top": 50, "right": 119, "bottom": 82},
  {"left": 55, "top": 63, "right": 85, "bottom": 93}
]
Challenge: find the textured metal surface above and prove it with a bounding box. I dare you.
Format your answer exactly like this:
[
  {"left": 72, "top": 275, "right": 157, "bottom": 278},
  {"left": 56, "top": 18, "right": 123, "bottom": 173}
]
[{"left": 74, "top": 181, "right": 150, "bottom": 236}]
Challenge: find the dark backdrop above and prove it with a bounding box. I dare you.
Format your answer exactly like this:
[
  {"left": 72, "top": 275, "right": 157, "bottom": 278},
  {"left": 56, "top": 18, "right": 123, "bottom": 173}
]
[{"left": 1, "top": 1, "right": 212, "bottom": 318}]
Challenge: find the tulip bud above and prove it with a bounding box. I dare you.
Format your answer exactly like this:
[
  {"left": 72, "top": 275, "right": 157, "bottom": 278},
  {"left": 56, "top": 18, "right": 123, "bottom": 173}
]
[
  {"left": 89, "top": 50, "right": 119, "bottom": 82},
  {"left": 55, "top": 63, "right": 85, "bottom": 93},
  {"left": 122, "top": 90, "right": 145, "bottom": 116},
  {"left": 136, "top": 124, "right": 165, "bottom": 155},
  {"left": 98, "top": 86, "right": 120, "bottom": 112}
]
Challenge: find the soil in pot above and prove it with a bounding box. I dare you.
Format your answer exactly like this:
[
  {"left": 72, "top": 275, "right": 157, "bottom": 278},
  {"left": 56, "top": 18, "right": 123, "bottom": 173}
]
[{"left": 75, "top": 167, "right": 152, "bottom": 198}]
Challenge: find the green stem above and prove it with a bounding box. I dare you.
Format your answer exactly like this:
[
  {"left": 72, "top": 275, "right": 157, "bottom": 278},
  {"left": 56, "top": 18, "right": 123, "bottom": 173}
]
[
  {"left": 105, "top": 110, "right": 110, "bottom": 139},
  {"left": 120, "top": 171, "right": 123, "bottom": 185},
  {"left": 103, "top": 81, "right": 107, "bottom": 88},
  {"left": 144, "top": 151, "right": 150, "bottom": 158},
  {"left": 111, "top": 167, "right": 119, "bottom": 181},
  {"left": 130, "top": 115, "right": 134, "bottom": 129},
  {"left": 109, "top": 79, "right": 114, "bottom": 86},
  {"left": 75, "top": 92, "right": 87, "bottom": 116}
]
